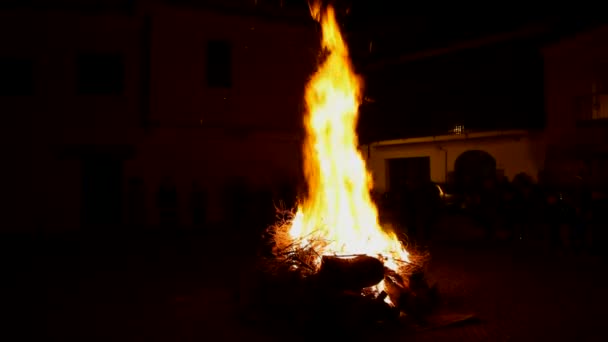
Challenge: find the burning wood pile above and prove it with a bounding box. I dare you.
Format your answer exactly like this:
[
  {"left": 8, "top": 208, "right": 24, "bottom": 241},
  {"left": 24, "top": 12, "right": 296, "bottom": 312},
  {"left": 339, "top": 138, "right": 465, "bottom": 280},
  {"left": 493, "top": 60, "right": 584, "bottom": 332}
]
[
  {"left": 238, "top": 2, "right": 440, "bottom": 331},
  {"left": 238, "top": 226, "right": 438, "bottom": 330},
  {"left": 236, "top": 210, "right": 438, "bottom": 328}
]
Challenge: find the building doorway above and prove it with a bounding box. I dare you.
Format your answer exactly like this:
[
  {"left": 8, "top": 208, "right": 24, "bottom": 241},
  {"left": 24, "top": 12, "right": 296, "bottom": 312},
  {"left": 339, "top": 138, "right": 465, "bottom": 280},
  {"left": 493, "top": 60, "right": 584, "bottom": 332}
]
[{"left": 454, "top": 149, "right": 496, "bottom": 193}]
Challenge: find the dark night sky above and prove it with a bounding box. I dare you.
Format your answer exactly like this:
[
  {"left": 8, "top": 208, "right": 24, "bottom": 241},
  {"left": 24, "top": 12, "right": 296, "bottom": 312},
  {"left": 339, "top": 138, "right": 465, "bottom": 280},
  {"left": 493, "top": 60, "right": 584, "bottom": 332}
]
[
  {"left": 326, "top": 2, "right": 608, "bottom": 142},
  {"left": 358, "top": 43, "right": 545, "bottom": 142}
]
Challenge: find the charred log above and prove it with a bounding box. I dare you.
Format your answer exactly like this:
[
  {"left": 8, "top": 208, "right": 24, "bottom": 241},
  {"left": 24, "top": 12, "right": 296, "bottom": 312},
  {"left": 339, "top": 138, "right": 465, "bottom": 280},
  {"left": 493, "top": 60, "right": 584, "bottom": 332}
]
[
  {"left": 384, "top": 268, "right": 439, "bottom": 319},
  {"left": 242, "top": 243, "right": 440, "bottom": 330},
  {"left": 317, "top": 255, "right": 385, "bottom": 290},
  {"left": 407, "top": 270, "right": 440, "bottom": 315},
  {"left": 316, "top": 289, "right": 400, "bottom": 329},
  {"left": 384, "top": 269, "right": 408, "bottom": 307}
]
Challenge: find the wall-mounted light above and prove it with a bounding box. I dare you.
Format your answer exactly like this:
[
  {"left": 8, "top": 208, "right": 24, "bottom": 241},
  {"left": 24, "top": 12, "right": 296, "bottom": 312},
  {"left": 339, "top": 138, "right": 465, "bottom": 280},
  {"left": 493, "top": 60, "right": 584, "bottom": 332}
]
[{"left": 452, "top": 125, "right": 464, "bottom": 135}]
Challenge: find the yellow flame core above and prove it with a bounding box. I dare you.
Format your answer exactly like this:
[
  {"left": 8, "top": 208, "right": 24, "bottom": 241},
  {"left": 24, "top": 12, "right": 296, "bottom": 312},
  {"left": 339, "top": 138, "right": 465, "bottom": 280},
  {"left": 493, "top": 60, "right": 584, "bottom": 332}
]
[{"left": 289, "top": 5, "right": 410, "bottom": 271}]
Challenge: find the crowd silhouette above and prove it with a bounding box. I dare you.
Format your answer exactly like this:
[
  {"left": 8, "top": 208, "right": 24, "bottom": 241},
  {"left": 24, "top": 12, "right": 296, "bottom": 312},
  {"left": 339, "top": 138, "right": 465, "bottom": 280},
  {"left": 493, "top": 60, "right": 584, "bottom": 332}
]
[{"left": 381, "top": 171, "right": 608, "bottom": 256}]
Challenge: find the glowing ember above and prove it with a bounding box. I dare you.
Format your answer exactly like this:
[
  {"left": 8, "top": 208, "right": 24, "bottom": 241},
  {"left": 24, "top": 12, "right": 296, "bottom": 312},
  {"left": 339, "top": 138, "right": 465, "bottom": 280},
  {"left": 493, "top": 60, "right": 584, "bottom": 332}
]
[{"left": 282, "top": 2, "right": 411, "bottom": 301}]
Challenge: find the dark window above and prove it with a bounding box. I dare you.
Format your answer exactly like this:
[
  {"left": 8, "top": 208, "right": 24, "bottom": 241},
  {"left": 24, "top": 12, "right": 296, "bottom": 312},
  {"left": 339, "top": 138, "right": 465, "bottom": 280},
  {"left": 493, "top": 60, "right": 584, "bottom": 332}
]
[
  {"left": 591, "top": 81, "right": 608, "bottom": 120},
  {"left": 577, "top": 62, "right": 608, "bottom": 122},
  {"left": 575, "top": 86, "right": 608, "bottom": 121},
  {"left": 255, "top": 0, "right": 309, "bottom": 10},
  {"left": 77, "top": 53, "right": 124, "bottom": 95},
  {"left": 206, "top": 40, "right": 232, "bottom": 88},
  {"left": 280, "top": 0, "right": 310, "bottom": 10},
  {"left": 0, "top": 57, "right": 34, "bottom": 96}
]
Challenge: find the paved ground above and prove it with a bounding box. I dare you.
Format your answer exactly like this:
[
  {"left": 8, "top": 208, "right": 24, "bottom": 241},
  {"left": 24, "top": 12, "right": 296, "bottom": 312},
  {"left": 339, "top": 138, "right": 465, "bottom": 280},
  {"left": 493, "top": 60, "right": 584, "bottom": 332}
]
[
  {"left": 417, "top": 244, "right": 608, "bottom": 342},
  {"left": 2, "top": 218, "right": 607, "bottom": 341}
]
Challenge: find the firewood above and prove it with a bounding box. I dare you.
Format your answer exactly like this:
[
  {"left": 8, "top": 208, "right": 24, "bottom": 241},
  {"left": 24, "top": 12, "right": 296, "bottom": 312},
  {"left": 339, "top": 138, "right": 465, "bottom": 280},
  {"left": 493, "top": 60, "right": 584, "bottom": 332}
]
[
  {"left": 317, "top": 255, "right": 385, "bottom": 290},
  {"left": 325, "top": 290, "right": 398, "bottom": 328},
  {"left": 403, "top": 287, "right": 439, "bottom": 319},
  {"left": 383, "top": 268, "right": 440, "bottom": 319},
  {"left": 383, "top": 269, "right": 409, "bottom": 307}
]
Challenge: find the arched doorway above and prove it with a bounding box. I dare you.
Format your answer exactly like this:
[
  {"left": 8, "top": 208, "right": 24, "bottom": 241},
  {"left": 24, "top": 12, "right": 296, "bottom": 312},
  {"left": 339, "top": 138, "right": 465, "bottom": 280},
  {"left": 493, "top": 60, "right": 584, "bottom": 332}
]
[{"left": 454, "top": 150, "right": 497, "bottom": 193}]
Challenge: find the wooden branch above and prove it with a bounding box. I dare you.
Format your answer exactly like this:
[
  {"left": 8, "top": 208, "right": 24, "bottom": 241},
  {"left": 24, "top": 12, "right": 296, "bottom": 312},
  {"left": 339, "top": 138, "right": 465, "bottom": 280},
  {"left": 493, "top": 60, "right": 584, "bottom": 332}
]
[{"left": 318, "top": 255, "right": 385, "bottom": 290}]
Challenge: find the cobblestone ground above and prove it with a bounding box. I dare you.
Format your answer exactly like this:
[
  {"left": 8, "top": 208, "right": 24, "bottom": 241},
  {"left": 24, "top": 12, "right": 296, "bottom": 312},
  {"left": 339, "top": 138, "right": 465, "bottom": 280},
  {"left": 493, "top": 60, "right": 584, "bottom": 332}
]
[{"left": 2, "top": 223, "right": 607, "bottom": 341}]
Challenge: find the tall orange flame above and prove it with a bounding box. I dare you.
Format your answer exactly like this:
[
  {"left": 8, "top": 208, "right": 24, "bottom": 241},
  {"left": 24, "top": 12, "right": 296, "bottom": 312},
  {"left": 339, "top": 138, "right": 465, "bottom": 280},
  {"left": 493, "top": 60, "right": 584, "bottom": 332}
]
[{"left": 289, "top": 3, "right": 410, "bottom": 272}]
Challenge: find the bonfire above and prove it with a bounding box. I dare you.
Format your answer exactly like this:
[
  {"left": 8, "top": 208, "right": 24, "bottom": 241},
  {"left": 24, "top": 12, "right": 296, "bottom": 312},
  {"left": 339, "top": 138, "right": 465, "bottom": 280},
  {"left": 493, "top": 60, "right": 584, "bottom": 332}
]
[{"left": 242, "top": 1, "right": 437, "bottom": 329}]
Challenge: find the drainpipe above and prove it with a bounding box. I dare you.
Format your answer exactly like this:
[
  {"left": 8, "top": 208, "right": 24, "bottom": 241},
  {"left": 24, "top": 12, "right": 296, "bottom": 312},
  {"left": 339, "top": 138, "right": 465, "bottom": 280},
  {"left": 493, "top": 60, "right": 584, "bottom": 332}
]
[{"left": 140, "top": 14, "right": 152, "bottom": 131}]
